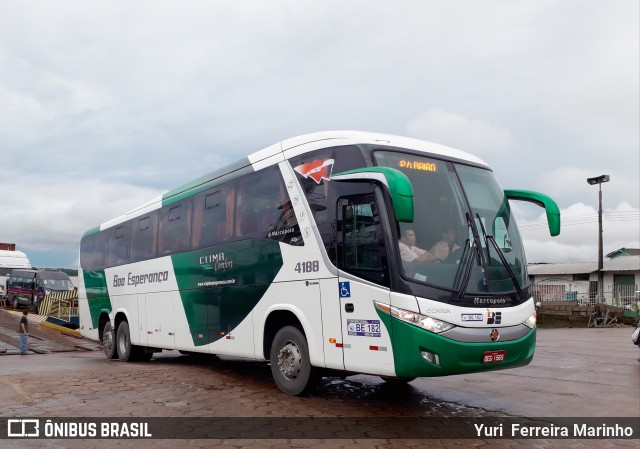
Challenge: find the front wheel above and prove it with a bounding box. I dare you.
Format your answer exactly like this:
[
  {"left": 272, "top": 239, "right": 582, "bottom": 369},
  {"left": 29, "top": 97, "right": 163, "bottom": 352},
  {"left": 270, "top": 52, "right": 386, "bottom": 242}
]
[{"left": 270, "top": 326, "right": 319, "bottom": 396}]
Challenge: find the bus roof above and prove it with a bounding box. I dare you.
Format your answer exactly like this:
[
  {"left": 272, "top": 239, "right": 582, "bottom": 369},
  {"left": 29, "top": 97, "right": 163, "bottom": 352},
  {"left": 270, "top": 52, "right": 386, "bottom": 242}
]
[
  {"left": 88, "top": 131, "right": 489, "bottom": 236},
  {"left": 256, "top": 131, "right": 487, "bottom": 167}
]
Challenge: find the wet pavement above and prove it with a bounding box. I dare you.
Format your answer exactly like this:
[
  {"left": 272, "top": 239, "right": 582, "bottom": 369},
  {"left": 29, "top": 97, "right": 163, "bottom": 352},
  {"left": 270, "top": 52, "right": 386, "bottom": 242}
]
[{"left": 0, "top": 308, "right": 638, "bottom": 448}]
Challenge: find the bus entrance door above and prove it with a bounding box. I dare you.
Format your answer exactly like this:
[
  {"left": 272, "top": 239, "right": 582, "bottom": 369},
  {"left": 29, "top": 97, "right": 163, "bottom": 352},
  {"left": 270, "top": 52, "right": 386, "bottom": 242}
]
[
  {"left": 336, "top": 190, "right": 395, "bottom": 376},
  {"left": 338, "top": 276, "right": 394, "bottom": 376}
]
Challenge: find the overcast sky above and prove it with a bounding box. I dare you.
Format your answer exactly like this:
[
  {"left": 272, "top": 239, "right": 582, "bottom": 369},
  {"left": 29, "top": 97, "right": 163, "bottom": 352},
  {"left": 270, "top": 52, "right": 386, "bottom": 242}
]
[{"left": 1, "top": 0, "right": 638, "bottom": 269}]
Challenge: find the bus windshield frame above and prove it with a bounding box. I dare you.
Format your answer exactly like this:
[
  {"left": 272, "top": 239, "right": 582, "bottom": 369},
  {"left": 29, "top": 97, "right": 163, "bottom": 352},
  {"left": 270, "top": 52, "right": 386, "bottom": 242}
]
[{"left": 373, "top": 150, "right": 529, "bottom": 304}]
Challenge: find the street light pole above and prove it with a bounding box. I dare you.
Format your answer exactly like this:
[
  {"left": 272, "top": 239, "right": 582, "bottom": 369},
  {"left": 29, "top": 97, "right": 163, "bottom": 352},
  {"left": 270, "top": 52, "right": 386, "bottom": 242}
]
[{"left": 587, "top": 174, "right": 610, "bottom": 304}]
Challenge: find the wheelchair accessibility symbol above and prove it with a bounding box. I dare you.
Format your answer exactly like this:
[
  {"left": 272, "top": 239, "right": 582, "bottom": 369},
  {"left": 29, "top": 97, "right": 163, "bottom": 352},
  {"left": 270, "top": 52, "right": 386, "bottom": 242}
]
[{"left": 339, "top": 282, "right": 351, "bottom": 298}]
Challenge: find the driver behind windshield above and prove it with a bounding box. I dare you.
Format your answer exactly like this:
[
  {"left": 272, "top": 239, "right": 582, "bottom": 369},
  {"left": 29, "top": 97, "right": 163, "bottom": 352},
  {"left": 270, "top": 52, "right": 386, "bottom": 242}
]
[
  {"left": 429, "top": 228, "right": 460, "bottom": 262},
  {"left": 399, "top": 228, "right": 460, "bottom": 264},
  {"left": 399, "top": 229, "right": 438, "bottom": 263}
]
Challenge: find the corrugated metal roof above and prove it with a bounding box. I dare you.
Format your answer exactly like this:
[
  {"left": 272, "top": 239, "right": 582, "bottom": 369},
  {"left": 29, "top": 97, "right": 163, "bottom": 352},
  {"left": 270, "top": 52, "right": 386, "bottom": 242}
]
[
  {"left": 528, "top": 255, "right": 640, "bottom": 275},
  {"left": 606, "top": 255, "right": 640, "bottom": 271},
  {"left": 606, "top": 247, "right": 640, "bottom": 258},
  {"left": 528, "top": 262, "right": 596, "bottom": 275}
]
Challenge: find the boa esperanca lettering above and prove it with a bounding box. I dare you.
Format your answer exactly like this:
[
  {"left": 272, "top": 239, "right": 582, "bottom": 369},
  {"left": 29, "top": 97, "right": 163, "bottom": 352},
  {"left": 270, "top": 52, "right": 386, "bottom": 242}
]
[{"left": 113, "top": 271, "right": 169, "bottom": 288}]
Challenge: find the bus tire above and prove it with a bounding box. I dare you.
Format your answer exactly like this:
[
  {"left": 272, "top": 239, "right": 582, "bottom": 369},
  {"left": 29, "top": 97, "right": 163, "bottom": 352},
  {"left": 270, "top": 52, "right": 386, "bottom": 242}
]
[
  {"left": 270, "top": 326, "right": 319, "bottom": 396},
  {"left": 103, "top": 321, "right": 118, "bottom": 360},
  {"left": 116, "top": 321, "right": 141, "bottom": 362},
  {"left": 118, "top": 322, "right": 149, "bottom": 362}
]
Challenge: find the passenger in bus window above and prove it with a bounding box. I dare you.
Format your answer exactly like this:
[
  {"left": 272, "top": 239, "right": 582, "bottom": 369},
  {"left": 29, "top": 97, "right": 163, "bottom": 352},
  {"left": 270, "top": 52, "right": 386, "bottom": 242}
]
[
  {"left": 399, "top": 229, "right": 438, "bottom": 263},
  {"left": 429, "top": 228, "right": 461, "bottom": 263}
]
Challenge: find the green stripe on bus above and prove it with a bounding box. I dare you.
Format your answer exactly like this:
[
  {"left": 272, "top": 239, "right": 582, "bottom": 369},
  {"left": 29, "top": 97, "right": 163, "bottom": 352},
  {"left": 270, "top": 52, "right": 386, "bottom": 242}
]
[
  {"left": 83, "top": 269, "right": 111, "bottom": 329},
  {"left": 171, "top": 239, "right": 284, "bottom": 346},
  {"left": 82, "top": 226, "right": 101, "bottom": 239}
]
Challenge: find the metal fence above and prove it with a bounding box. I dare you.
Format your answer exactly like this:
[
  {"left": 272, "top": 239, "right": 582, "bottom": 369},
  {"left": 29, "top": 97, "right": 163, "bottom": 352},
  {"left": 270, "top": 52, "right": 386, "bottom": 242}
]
[
  {"left": 38, "top": 289, "right": 79, "bottom": 321},
  {"left": 532, "top": 283, "right": 639, "bottom": 309}
]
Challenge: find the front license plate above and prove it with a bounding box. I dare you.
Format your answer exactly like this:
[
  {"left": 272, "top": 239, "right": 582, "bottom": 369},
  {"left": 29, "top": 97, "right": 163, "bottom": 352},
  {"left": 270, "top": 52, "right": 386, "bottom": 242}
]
[
  {"left": 482, "top": 350, "right": 506, "bottom": 364},
  {"left": 347, "top": 319, "right": 381, "bottom": 337}
]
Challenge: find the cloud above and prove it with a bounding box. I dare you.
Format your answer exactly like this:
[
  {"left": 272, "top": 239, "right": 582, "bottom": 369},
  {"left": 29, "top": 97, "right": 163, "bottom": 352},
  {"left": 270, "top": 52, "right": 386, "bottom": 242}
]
[
  {"left": 531, "top": 167, "right": 640, "bottom": 217},
  {"left": 0, "top": 1, "right": 637, "bottom": 267},
  {"left": 405, "top": 108, "right": 518, "bottom": 157},
  {"left": 0, "top": 169, "right": 164, "bottom": 260},
  {"left": 514, "top": 201, "right": 640, "bottom": 263},
  {"left": 0, "top": 83, "right": 51, "bottom": 141}
]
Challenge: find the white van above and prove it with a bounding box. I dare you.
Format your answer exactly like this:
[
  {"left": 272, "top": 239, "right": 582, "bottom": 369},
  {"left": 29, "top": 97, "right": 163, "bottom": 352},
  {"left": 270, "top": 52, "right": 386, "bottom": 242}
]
[{"left": 0, "top": 250, "right": 31, "bottom": 287}]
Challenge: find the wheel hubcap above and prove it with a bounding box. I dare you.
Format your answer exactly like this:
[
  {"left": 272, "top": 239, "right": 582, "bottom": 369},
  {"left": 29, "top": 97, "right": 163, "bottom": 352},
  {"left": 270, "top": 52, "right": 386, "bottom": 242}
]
[
  {"left": 118, "top": 331, "right": 128, "bottom": 355},
  {"left": 277, "top": 341, "right": 302, "bottom": 381}
]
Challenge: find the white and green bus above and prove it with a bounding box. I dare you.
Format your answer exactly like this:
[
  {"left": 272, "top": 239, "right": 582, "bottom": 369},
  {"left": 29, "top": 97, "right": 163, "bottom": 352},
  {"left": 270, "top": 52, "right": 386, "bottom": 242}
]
[{"left": 78, "top": 131, "right": 560, "bottom": 395}]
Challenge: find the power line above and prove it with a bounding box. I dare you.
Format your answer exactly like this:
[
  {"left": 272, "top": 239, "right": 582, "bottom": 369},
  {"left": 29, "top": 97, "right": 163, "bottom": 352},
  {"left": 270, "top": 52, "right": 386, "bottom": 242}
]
[{"left": 518, "top": 213, "right": 639, "bottom": 231}]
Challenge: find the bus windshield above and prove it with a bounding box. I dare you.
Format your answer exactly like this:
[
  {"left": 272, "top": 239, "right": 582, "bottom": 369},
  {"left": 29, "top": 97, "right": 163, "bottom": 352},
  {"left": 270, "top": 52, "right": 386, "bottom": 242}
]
[{"left": 374, "top": 151, "right": 528, "bottom": 298}]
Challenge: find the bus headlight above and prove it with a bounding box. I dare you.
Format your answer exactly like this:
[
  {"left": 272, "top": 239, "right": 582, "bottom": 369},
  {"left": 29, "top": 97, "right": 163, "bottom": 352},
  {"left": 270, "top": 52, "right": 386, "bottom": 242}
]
[
  {"left": 375, "top": 302, "right": 455, "bottom": 334},
  {"left": 523, "top": 311, "right": 537, "bottom": 329}
]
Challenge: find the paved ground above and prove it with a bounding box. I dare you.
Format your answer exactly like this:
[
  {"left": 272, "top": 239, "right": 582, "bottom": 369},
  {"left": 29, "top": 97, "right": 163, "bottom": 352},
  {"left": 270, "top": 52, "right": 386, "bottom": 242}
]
[
  {"left": 409, "top": 327, "right": 640, "bottom": 417},
  {"left": 0, "top": 308, "right": 638, "bottom": 448}
]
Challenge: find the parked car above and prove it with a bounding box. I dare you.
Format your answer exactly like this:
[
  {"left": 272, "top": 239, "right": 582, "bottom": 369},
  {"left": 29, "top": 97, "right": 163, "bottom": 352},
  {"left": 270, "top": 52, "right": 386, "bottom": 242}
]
[{"left": 6, "top": 269, "right": 74, "bottom": 310}]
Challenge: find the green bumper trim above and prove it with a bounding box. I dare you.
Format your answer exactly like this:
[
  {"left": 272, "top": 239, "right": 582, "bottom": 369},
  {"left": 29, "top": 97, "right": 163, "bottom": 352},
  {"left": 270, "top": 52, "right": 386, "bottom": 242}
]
[{"left": 377, "top": 309, "right": 536, "bottom": 377}]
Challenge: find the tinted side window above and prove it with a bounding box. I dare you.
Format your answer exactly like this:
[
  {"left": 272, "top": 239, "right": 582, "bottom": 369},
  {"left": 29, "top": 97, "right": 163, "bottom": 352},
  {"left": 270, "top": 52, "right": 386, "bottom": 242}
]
[
  {"left": 92, "top": 231, "right": 109, "bottom": 270},
  {"left": 24, "top": 276, "right": 35, "bottom": 290},
  {"left": 234, "top": 165, "right": 301, "bottom": 244},
  {"left": 158, "top": 201, "right": 192, "bottom": 254},
  {"left": 131, "top": 213, "right": 159, "bottom": 262},
  {"left": 289, "top": 145, "right": 366, "bottom": 225},
  {"left": 192, "top": 185, "right": 234, "bottom": 249},
  {"left": 338, "top": 193, "right": 389, "bottom": 287},
  {"left": 107, "top": 222, "right": 132, "bottom": 267},
  {"left": 80, "top": 235, "right": 94, "bottom": 271}
]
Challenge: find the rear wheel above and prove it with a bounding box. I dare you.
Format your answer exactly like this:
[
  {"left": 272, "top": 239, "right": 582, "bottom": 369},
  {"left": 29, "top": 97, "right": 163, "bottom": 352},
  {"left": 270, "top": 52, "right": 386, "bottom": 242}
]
[
  {"left": 116, "top": 321, "right": 148, "bottom": 362},
  {"left": 103, "top": 321, "right": 118, "bottom": 359},
  {"left": 270, "top": 326, "right": 319, "bottom": 396}
]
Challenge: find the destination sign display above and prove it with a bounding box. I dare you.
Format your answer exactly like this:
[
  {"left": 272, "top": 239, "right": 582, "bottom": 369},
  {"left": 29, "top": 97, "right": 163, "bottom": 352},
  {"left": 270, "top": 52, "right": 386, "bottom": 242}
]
[{"left": 398, "top": 159, "right": 438, "bottom": 172}]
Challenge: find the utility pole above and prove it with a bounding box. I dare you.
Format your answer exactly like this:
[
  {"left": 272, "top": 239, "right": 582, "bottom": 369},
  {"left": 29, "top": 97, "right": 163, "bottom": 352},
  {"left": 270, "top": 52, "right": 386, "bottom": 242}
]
[{"left": 587, "top": 175, "right": 610, "bottom": 303}]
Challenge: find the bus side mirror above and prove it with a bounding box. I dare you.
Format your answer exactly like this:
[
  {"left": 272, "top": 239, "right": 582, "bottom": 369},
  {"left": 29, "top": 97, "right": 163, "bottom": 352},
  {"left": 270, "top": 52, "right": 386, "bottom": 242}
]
[
  {"left": 331, "top": 167, "right": 414, "bottom": 223},
  {"left": 504, "top": 189, "right": 561, "bottom": 237}
]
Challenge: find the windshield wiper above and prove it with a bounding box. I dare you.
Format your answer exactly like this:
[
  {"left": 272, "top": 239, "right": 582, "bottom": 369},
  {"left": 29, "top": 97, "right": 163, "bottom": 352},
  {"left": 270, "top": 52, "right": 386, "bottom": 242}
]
[
  {"left": 475, "top": 213, "right": 524, "bottom": 299},
  {"left": 468, "top": 212, "right": 486, "bottom": 267},
  {"left": 455, "top": 213, "right": 487, "bottom": 300},
  {"left": 475, "top": 213, "right": 491, "bottom": 263},
  {"left": 486, "top": 234, "right": 524, "bottom": 299},
  {"left": 452, "top": 238, "right": 471, "bottom": 299}
]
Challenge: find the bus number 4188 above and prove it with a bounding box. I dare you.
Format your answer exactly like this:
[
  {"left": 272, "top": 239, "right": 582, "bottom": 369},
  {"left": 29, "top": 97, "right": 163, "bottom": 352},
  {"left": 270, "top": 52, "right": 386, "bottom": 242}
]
[{"left": 295, "top": 261, "right": 319, "bottom": 273}]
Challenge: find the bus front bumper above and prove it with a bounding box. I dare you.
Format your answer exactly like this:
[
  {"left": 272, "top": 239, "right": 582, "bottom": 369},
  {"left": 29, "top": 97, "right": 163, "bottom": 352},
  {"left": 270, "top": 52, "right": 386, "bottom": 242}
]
[{"left": 386, "top": 316, "right": 536, "bottom": 378}]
